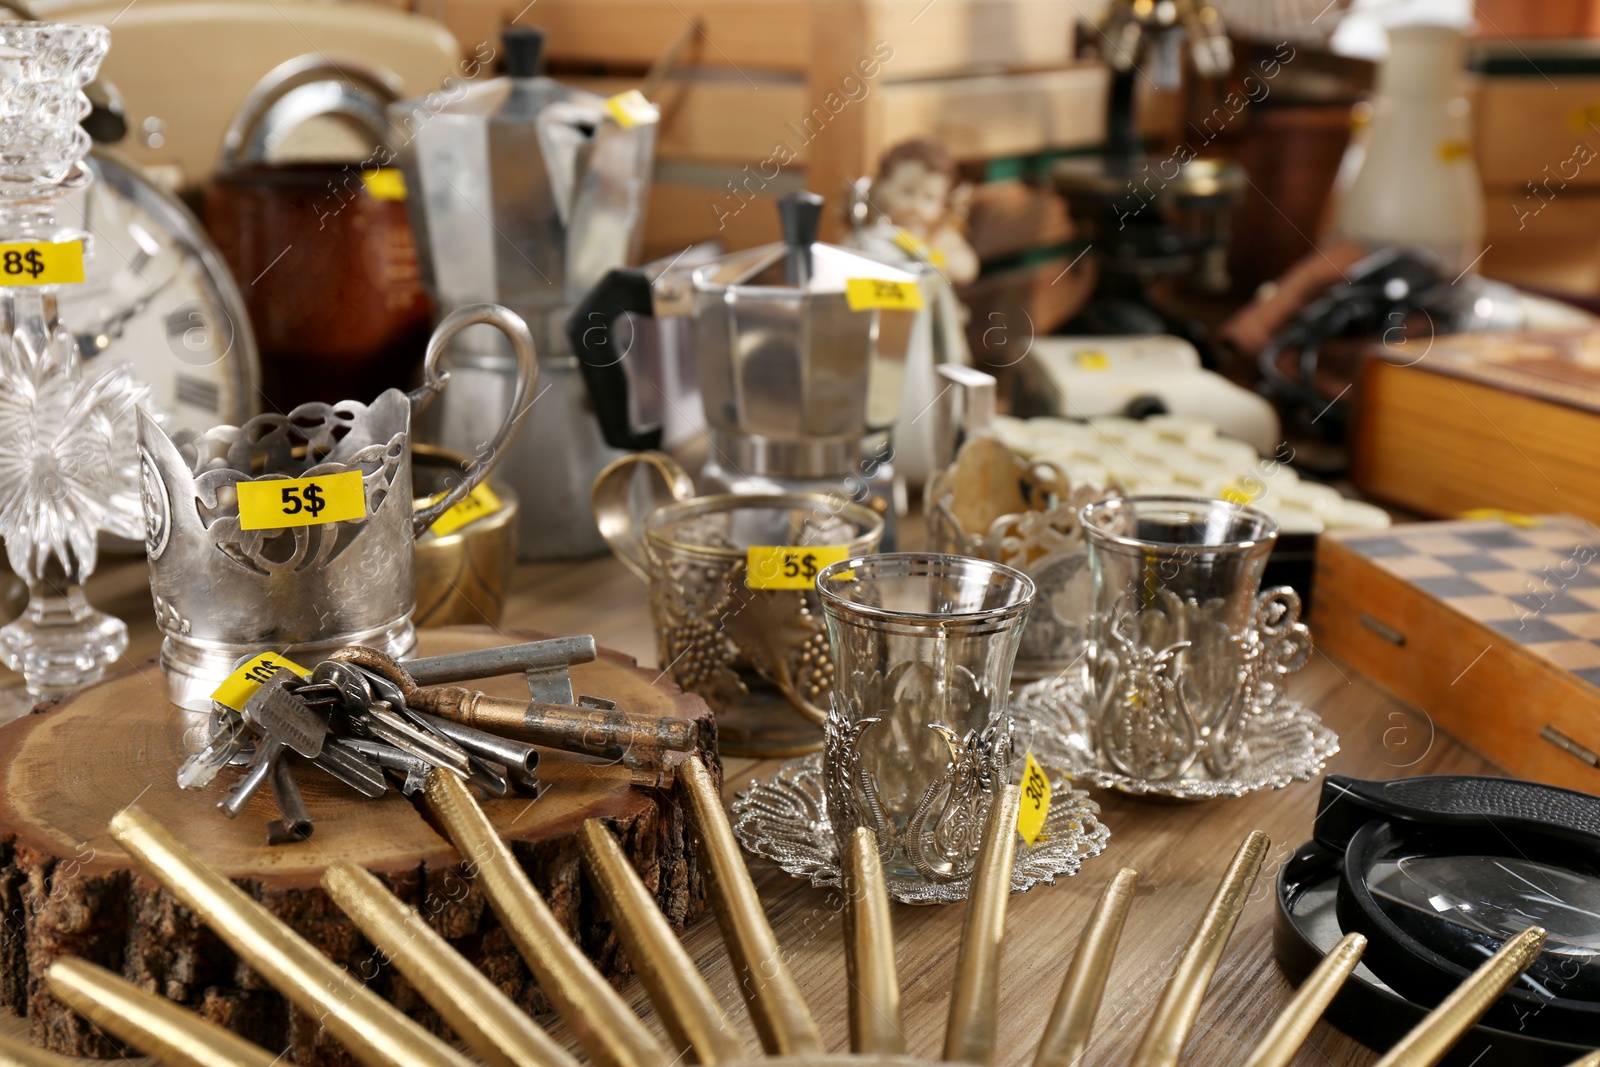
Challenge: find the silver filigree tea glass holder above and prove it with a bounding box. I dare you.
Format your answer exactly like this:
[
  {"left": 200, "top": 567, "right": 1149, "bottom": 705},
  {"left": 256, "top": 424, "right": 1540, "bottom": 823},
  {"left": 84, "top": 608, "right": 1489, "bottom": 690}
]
[
  {"left": 592, "top": 451, "right": 884, "bottom": 758},
  {"left": 0, "top": 24, "right": 151, "bottom": 713},
  {"left": 139, "top": 304, "right": 535, "bottom": 711},
  {"left": 815, "top": 552, "right": 1036, "bottom": 895},
  {"left": 1025, "top": 494, "right": 1337, "bottom": 799}
]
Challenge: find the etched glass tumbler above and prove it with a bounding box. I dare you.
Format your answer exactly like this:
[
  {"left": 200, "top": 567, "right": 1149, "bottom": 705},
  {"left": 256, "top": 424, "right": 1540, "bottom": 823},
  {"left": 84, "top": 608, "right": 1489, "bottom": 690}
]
[
  {"left": 1081, "top": 495, "right": 1281, "bottom": 782},
  {"left": 817, "top": 552, "right": 1033, "bottom": 889}
]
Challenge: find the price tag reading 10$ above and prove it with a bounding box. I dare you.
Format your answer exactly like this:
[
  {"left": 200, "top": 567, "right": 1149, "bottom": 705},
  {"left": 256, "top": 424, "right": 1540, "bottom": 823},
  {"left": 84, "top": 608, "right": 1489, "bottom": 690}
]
[
  {"left": 236, "top": 471, "right": 367, "bottom": 531},
  {"left": 212, "top": 651, "right": 310, "bottom": 711},
  {"left": 746, "top": 545, "right": 851, "bottom": 590},
  {"left": 1016, "top": 750, "right": 1051, "bottom": 845}
]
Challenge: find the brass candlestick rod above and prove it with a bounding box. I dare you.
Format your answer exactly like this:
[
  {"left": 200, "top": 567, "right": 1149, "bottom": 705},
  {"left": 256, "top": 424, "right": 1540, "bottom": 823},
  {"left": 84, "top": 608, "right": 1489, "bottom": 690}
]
[
  {"left": 1033, "top": 866, "right": 1139, "bottom": 1067},
  {"left": 1372, "top": 926, "right": 1547, "bottom": 1067},
  {"left": 1239, "top": 932, "right": 1367, "bottom": 1067},
  {"left": 944, "top": 785, "right": 1022, "bottom": 1065},
  {"left": 679, "top": 754, "right": 824, "bottom": 1056},
  {"left": 579, "top": 817, "right": 746, "bottom": 1064},
  {"left": 108, "top": 807, "right": 475, "bottom": 1067},
  {"left": 843, "top": 826, "right": 905, "bottom": 1056},
  {"left": 1130, "top": 829, "right": 1271, "bottom": 1067},
  {"left": 322, "top": 860, "right": 579, "bottom": 1067},
  {"left": 44, "top": 959, "right": 281, "bottom": 1067},
  {"left": 421, "top": 771, "right": 671, "bottom": 1067}
]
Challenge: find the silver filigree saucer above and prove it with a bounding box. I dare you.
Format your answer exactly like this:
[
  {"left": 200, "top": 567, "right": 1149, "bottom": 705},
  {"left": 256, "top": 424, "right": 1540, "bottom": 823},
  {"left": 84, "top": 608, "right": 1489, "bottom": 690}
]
[
  {"left": 1018, "top": 673, "right": 1339, "bottom": 800},
  {"left": 731, "top": 752, "right": 1111, "bottom": 904}
]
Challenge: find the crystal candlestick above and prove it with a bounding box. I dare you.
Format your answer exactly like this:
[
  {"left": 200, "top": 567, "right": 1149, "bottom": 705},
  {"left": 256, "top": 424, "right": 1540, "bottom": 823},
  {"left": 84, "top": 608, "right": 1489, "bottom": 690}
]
[{"left": 0, "top": 23, "right": 146, "bottom": 709}]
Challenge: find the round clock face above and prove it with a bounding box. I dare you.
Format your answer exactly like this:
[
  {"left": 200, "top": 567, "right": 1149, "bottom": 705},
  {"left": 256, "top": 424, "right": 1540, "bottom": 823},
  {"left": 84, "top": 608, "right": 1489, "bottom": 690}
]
[{"left": 58, "top": 147, "right": 260, "bottom": 434}]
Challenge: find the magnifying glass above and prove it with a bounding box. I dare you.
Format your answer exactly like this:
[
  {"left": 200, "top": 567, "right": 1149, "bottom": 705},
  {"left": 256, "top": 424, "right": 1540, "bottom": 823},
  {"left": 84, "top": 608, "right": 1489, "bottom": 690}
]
[{"left": 1312, "top": 774, "right": 1600, "bottom": 1045}]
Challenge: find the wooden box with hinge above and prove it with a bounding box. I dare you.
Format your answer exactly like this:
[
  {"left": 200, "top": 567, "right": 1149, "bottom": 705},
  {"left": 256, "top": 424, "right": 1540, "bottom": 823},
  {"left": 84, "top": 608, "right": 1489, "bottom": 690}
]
[{"left": 1313, "top": 516, "right": 1600, "bottom": 793}]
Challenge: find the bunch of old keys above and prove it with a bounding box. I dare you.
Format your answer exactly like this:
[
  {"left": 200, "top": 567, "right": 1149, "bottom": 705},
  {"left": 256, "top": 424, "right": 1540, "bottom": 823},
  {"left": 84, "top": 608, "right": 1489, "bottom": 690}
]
[{"left": 179, "top": 636, "right": 701, "bottom": 844}]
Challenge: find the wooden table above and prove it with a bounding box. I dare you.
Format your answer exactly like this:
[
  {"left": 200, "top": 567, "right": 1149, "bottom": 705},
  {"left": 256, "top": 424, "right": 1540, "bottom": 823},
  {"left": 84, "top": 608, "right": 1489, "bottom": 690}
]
[{"left": 0, "top": 547, "right": 1497, "bottom": 1066}]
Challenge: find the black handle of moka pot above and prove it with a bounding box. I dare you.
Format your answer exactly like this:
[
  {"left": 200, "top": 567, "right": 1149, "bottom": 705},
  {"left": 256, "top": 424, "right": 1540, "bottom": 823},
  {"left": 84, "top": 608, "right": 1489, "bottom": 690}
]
[
  {"left": 778, "top": 191, "right": 824, "bottom": 286},
  {"left": 566, "top": 268, "right": 662, "bottom": 452},
  {"left": 502, "top": 26, "right": 547, "bottom": 77}
]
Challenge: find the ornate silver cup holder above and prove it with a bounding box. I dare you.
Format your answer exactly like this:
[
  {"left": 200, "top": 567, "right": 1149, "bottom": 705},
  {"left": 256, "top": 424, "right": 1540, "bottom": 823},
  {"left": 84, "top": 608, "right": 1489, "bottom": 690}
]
[{"left": 730, "top": 752, "right": 1111, "bottom": 905}]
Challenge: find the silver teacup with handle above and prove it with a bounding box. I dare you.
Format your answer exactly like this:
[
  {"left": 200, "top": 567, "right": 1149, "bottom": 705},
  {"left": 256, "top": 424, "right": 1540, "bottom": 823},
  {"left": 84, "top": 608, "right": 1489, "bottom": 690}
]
[{"left": 139, "top": 304, "right": 537, "bottom": 710}]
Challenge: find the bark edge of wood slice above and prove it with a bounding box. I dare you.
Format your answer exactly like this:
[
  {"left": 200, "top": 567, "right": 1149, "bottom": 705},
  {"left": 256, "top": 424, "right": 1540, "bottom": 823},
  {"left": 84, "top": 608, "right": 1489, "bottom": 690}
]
[{"left": 0, "top": 626, "right": 720, "bottom": 1063}]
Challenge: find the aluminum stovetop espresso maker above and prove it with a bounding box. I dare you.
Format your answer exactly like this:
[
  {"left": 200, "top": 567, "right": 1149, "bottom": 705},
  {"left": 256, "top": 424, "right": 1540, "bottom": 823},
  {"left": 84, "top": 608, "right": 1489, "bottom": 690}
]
[
  {"left": 571, "top": 192, "right": 921, "bottom": 545},
  {"left": 392, "top": 27, "right": 658, "bottom": 559}
]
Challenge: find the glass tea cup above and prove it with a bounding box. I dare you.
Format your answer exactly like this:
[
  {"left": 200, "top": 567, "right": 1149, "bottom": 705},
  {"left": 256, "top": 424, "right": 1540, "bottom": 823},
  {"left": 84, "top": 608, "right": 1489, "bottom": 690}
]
[
  {"left": 816, "top": 552, "right": 1034, "bottom": 888},
  {"left": 1080, "top": 494, "right": 1286, "bottom": 781}
]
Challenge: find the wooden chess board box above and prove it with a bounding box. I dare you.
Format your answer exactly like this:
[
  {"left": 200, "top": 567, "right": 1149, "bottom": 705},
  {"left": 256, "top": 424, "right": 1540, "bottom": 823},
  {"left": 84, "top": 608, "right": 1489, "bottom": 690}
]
[
  {"left": 1314, "top": 516, "right": 1600, "bottom": 793},
  {"left": 1352, "top": 331, "right": 1600, "bottom": 525}
]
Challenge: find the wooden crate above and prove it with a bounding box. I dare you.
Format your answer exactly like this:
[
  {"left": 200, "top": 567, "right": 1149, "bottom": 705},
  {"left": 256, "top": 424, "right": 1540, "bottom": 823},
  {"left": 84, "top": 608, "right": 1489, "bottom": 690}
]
[{"left": 1314, "top": 518, "right": 1600, "bottom": 793}]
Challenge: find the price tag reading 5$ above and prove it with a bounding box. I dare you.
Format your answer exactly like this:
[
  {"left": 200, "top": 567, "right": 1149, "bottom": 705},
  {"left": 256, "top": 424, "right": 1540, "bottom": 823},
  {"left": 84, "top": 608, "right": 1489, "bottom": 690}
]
[
  {"left": 845, "top": 278, "right": 925, "bottom": 312},
  {"left": 0, "top": 240, "right": 84, "bottom": 287},
  {"left": 237, "top": 471, "right": 367, "bottom": 531},
  {"left": 746, "top": 545, "right": 851, "bottom": 590},
  {"left": 212, "top": 651, "right": 310, "bottom": 711},
  {"left": 1016, "top": 750, "right": 1051, "bottom": 845}
]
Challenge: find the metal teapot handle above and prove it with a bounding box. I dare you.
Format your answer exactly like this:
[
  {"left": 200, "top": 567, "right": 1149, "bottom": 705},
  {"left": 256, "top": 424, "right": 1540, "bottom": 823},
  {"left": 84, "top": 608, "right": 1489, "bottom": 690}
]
[
  {"left": 409, "top": 304, "right": 539, "bottom": 536},
  {"left": 590, "top": 451, "right": 696, "bottom": 583},
  {"left": 219, "top": 55, "right": 403, "bottom": 170}
]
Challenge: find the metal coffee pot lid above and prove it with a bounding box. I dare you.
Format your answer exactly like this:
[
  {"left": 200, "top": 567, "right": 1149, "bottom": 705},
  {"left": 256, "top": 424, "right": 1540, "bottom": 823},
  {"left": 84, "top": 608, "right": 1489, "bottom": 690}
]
[
  {"left": 692, "top": 191, "right": 920, "bottom": 295},
  {"left": 393, "top": 27, "right": 658, "bottom": 335}
]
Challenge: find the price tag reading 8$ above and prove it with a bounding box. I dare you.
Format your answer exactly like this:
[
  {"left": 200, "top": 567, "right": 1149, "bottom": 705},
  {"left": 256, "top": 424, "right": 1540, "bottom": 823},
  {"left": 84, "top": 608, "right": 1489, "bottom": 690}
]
[
  {"left": 236, "top": 471, "right": 367, "bottom": 531},
  {"left": 1016, "top": 750, "right": 1051, "bottom": 845},
  {"left": 746, "top": 545, "right": 851, "bottom": 590},
  {"left": 0, "top": 239, "right": 84, "bottom": 287},
  {"left": 845, "top": 277, "right": 925, "bottom": 312}
]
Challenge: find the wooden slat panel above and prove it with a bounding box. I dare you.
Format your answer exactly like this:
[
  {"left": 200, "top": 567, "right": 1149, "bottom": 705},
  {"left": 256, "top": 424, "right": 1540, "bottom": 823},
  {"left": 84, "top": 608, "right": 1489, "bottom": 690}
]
[
  {"left": 413, "top": 0, "right": 811, "bottom": 71},
  {"left": 413, "top": 0, "right": 1074, "bottom": 78},
  {"left": 878, "top": 65, "right": 1109, "bottom": 161},
  {"left": 567, "top": 66, "right": 1107, "bottom": 168}
]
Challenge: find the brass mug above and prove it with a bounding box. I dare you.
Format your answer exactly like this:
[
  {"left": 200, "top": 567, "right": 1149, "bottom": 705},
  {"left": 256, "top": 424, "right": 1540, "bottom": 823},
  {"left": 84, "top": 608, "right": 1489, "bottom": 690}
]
[
  {"left": 592, "top": 452, "right": 884, "bottom": 757},
  {"left": 411, "top": 445, "right": 519, "bottom": 628}
]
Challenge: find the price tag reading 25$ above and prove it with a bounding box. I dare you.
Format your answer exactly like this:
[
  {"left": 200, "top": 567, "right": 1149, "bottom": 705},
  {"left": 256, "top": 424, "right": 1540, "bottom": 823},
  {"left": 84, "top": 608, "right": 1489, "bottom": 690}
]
[
  {"left": 746, "top": 545, "right": 851, "bottom": 590},
  {"left": 236, "top": 471, "right": 367, "bottom": 531}
]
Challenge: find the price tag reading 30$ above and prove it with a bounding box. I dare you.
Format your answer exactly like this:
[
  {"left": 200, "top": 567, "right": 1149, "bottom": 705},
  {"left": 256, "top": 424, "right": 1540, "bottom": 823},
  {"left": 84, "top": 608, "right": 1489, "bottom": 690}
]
[
  {"left": 746, "top": 545, "right": 851, "bottom": 590},
  {"left": 1016, "top": 750, "right": 1051, "bottom": 845},
  {"left": 237, "top": 471, "right": 367, "bottom": 531}
]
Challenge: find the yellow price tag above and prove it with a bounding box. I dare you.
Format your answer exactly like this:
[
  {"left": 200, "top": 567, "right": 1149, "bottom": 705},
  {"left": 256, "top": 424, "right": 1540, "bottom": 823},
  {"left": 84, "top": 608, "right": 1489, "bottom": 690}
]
[
  {"left": 845, "top": 277, "right": 925, "bottom": 312},
  {"left": 0, "top": 240, "right": 84, "bottom": 287},
  {"left": 1017, "top": 750, "right": 1051, "bottom": 845},
  {"left": 362, "top": 168, "right": 407, "bottom": 202},
  {"left": 1437, "top": 139, "right": 1472, "bottom": 163},
  {"left": 891, "top": 229, "right": 948, "bottom": 268},
  {"left": 427, "top": 483, "right": 503, "bottom": 537},
  {"left": 746, "top": 545, "right": 851, "bottom": 590},
  {"left": 606, "top": 89, "right": 659, "bottom": 129},
  {"left": 236, "top": 471, "right": 367, "bottom": 531},
  {"left": 1460, "top": 508, "right": 1541, "bottom": 529},
  {"left": 1073, "top": 350, "right": 1110, "bottom": 371},
  {"left": 1219, "top": 478, "right": 1265, "bottom": 506},
  {"left": 212, "top": 652, "right": 310, "bottom": 711}
]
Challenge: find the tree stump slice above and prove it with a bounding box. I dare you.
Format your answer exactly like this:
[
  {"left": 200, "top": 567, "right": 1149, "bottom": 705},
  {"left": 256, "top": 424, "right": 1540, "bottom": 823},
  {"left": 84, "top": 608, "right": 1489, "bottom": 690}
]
[{"left": 0, "top": 626, "right": 718, "bottom": 1063}]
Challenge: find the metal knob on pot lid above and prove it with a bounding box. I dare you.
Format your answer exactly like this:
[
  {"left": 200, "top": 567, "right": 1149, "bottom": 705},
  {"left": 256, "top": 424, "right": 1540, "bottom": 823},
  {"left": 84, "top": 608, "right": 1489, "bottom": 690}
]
[{"left": 693, "top": 191, "right": 922, "bottom": 294}]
